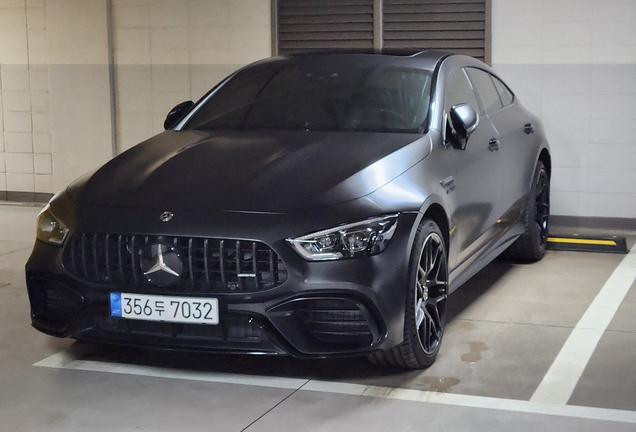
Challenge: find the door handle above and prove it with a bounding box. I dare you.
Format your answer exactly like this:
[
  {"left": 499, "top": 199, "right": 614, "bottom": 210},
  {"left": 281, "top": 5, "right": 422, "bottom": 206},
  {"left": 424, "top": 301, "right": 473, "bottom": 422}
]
[
  {"left": 524, "top": 123, "right": 535, "bottom": 134},
  {"left": 488, "top": 138, "right": 500, "bottom": 152}
]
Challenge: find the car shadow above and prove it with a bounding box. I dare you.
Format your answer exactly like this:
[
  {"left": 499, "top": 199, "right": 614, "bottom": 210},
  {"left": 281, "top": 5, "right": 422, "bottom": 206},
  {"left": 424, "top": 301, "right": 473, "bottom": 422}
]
[{"left": 62, "top": 259, "right": 516, "bottom": 384}]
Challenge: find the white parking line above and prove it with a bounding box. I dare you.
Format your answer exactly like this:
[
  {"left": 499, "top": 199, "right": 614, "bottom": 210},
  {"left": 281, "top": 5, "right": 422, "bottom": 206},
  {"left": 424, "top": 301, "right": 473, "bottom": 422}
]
[
  {"left": 35, "top": 348, "right": 636, "bottom": 425},
  {"left": 531, "top": 245, "right": 636, "bottom": 405},
  {"left": 34, "top": 349, "right": 308, "bottom": 390}
]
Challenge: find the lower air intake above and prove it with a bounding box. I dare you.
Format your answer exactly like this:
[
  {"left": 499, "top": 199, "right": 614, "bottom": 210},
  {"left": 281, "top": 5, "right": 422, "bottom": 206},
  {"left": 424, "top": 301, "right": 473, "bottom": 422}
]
[{"left": 298, "top": 298, "right": 374, "bottom": 345}]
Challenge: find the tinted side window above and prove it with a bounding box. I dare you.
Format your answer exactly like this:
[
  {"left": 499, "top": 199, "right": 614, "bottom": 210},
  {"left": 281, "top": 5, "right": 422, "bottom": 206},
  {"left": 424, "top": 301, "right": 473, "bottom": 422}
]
[
  {"left": 466, "top": 68, "right": 503, "bottom": 115},
  {"left": 492, "top": 76, "right": 514, "bottom": 107},
  {"left": 444, "top": 68, "right": 479, "bottom": 115}
]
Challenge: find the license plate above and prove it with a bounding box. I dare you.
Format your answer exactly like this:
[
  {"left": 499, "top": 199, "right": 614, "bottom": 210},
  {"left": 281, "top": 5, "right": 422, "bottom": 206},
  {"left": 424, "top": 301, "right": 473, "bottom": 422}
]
[{"left": 110, "top": 292, "right": 219, "bottom": 325}]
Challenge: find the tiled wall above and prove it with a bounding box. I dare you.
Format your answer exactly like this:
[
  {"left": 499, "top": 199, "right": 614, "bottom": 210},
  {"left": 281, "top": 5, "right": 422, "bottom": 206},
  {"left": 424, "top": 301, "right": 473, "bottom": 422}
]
[
  {"left": 112, "top": 0, "right": 271, "bottom": 151},
  {"left": 0, "top": 0, "right": 52, "bottom": 193},
  {"left": 0, "top": 0, "right": 271, "bottom": 193},
  {"left": 491, "top": 0, "right": 636, "bottom": 218}
]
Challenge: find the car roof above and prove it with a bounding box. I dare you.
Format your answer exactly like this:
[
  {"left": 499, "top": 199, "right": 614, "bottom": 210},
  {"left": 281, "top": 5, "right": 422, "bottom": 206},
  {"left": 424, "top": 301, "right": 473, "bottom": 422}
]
[{"left": 278, "top": 49, "right": 458, "bottom": 70}]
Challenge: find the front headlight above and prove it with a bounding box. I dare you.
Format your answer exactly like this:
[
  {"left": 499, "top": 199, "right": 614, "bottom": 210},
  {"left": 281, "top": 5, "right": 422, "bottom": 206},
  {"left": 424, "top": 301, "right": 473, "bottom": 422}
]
[
  {"left": 36, "top": 204, "right": 69, "bottom": 246},
  {"left": 287, "top": 214, "right": 399, "bottom": 261}
]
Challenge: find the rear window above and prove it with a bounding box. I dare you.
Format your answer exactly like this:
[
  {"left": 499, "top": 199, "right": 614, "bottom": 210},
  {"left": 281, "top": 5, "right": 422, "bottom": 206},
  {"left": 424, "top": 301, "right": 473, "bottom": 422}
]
[{"left": 185, "top": 61, "right": 433, "bottom": 133}]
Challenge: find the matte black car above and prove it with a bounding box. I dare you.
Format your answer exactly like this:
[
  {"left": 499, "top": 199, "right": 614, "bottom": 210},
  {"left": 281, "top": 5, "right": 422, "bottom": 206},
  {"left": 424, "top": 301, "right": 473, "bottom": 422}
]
[{"left": 26, "top": 51, "right": 551, "bottom": 369}]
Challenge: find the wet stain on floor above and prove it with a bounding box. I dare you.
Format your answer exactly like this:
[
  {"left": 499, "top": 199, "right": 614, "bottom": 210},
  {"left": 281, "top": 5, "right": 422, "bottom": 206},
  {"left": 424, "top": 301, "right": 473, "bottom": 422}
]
[
  {"left": 461, "top": 341, "right": 488, "bottom": 364},
  {"left": 415, "top": 376, "right": 460, "bottom": 392}
]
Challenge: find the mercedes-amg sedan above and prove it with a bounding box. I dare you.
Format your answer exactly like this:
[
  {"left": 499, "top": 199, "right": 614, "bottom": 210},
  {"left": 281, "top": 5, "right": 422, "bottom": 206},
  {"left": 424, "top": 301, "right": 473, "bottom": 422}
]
[{"left": 26, "top": 51, "right": 550, "bottom": 369}]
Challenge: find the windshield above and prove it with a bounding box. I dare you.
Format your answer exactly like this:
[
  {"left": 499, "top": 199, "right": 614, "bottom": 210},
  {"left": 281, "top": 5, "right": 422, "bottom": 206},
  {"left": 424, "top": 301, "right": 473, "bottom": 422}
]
[{"left": 184, "top": 61, "right": 432, "bottom": 133}]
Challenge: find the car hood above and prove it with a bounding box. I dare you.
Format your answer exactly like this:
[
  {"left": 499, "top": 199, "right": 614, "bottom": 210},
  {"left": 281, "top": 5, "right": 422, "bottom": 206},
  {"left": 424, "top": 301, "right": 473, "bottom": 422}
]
[{"left": 70, "top": 129, "right": 430, "bottom": 213}]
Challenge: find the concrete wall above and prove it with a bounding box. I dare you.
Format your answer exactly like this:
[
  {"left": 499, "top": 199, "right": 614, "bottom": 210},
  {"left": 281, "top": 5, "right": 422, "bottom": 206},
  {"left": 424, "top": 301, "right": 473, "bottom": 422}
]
[{"left": 491, "top": 0, "right": 636, "bottom": 218}]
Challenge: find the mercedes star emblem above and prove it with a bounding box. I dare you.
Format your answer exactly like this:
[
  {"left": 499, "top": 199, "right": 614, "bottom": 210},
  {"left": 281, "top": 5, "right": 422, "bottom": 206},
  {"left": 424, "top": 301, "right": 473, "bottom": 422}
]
[
  {"left": 160, "top": 211, "right": 174, "bottom": 222},
  {"left": 141, "top": 243, "right": 183, "bottom": 287}
]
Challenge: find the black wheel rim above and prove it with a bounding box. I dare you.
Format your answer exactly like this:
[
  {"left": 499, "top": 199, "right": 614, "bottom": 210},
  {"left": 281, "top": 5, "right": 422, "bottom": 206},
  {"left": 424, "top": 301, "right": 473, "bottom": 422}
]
[
  {"left": 534, "top": 169, "right": 550, "bottom": 249},
  {"left": 415, "top": 232, "right": 448, "bottom": 355}
]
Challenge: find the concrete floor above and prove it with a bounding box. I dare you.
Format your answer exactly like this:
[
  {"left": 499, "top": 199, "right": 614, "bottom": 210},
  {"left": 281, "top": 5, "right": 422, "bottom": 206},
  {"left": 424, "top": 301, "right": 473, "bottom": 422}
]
[{"left": 1, "top": 204, "right": 635, "bottom": 431}]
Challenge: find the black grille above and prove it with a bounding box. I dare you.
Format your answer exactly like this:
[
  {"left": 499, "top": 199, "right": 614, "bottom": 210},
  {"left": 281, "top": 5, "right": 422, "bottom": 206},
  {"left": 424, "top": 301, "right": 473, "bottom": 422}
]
[
  {"left": 299, "top": 298, "right": 373, "bottom": 345},
  {"left": 63, "top": 234, "right": 288, "bottom": 293},
  {"left": 27, "top": 278, "right": 84, "bottom": 332}
]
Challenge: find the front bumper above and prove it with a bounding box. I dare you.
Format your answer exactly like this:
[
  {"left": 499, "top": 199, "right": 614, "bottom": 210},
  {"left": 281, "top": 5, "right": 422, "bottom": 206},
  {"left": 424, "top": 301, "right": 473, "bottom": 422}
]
[{"left": 26, "top": 209, "right": 419, "bottom": 358}]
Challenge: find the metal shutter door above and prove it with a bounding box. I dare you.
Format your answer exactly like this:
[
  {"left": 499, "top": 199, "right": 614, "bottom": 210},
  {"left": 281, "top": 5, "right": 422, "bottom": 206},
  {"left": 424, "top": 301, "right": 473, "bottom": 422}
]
[
  {"left": 383, "top": 0, "right": 486, "bottom": 60},
  {"left": 277, "top": 0, "right": 374, "bottom": 54}
]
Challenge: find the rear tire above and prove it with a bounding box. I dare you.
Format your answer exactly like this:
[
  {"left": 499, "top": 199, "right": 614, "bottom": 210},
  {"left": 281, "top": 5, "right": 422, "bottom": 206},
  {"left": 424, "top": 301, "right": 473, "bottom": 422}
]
[
  {"left": 367, "top": 218, "right": 448, "bottom": 369},
  {"left": 503, "top": 160, "right": 550, "bottom": 262}
]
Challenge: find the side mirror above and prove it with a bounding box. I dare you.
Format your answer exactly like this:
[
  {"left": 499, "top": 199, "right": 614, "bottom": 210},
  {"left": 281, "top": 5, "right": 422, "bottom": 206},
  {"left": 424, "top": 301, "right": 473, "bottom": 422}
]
[
  {"left": 164, "top": 100, "right": 194, "bottom": 130},
  {"left": 448, "top": 103, "right": 479, "bottom": 150}
]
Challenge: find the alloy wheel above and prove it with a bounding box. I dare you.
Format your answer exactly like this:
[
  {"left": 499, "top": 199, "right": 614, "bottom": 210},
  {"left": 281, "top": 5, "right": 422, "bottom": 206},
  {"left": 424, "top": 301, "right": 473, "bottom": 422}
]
[
  {"left": 414, "top": 232, "right": 448, "bottom": 355},
  {"left": 534, "top": 169, "right": 550, "bottom": 249}
]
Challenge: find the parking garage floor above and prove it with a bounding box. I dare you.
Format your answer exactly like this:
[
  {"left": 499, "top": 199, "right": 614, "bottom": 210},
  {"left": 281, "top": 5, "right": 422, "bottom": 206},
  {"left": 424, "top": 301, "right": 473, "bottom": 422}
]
[{"left": 1, "top": 204, "right": 635, "bottom": 432}]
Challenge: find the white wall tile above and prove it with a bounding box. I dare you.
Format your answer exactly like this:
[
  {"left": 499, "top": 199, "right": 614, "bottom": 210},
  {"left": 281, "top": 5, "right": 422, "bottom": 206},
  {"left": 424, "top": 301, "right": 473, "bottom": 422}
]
[
  {"left": 590, "top": 95, "right": 636, "bottom": 119},
  {"left": 117, "top": 91, "right": 152, "bottom": 113},
  {"left": 0, "top": 174, "right": 6, "bottom": 191},
  {"left": 0, "top": 1, "right": 26, "bottom": 8},
  {"left": 26, "top": 7, "right": 45, "bottom": 28},
  {"left": 590, "top": 119, "right": 636, "bottom": 145},
  {"left": 541, "top": 66, "right": 591, "bottom": 95},
  {"left": 150, "top": 28, "right": 189, "bottom": 51},
  {"left": 3, "top": 132, "right": 32, "bottom": 152},
  {"left": 31, "top": 132, "right": 50, "bottom": 153},
  {"left": 550, "top": 191, "right": 588, "bottom": 217},
  {"left": 3, "top": 111, "right": 31, "bottom": 132},
  {"left": 115, "top": 66, "right": 152, "bottom": 92},
  {"left": 188, "top": 3, "right": 230, "bottom": 27},
  {"left": 588, "top": 144, "right": 636, "bottom": 169},
  {"left": 590, "top": 0, "right": 636, "bottom": 22},
  {"left": 34, "top": 173, "right": 52, "bottom": 192},
  {"left": 230, "top": 1, "right": 270, "bottom": 27},
  {"left": 114, "top": 49, "right": 152, "bottom": 65},
  {"left": 30, "top": 90, "right": 48, "bottom": 112},
  {"left": 113, "top": 5, "right": 149, "bottom": 28},
  {"left": 0, "top": 132, "right": 4, "bottom": 150},
  {"left": 541, "top": 94, "right": 590, "bottom": 119},
  {"left": 590, "top": 67, "right": 636, "bottom": 95},
  {"left": 151, "top": 66, "right": 190, "bottom": 92},
  {"left": 4, "top": 152, "right": 33, "bottom": 173},
  {"left": 33, "top": 152, "right": 50, "bottom": 174},
  {"left": 587, "top": 193, "right": 636, "bottom": 218},
  {"left": 31, "top": 111, "right": 47, "bottom": 132},
  {"left": 150, "top": 49, "right": 190, "bottom": 65},
  {"left": 27, "top": 48, "right": 47, "bottom": 66},
  {"left": 2, "top": 90, "right": 31, "bottom": 111},
  {"left": 0, "top": 28, "right": 28, "bottom": 51},
  {"left": 1, "top": 69, "right": 30, "bottom": 91},
  {"left": 588, "top": 168, "right": 636, "bottom": 194},
  {"left": 25, "top": 0, "right": 43, "bottom": 7},
  {"left": 28, "top": 69, "right": 48, "bottom": 91},
  {"left": 149, "top": 4, "right": 188, "bottom": 27},
  {"left": 5, "top": 172, "right": 34, "bottom": 192},
  {"left": 0, "top": 153, "right": 5, "bottom": 172},
  {"left": 0, "top": 49, "right": 29, "bottom": 65},
  {"left": 0, "top": 7, "right": 26, "bottom": 29},
  {"left": 115, "top": 28, "right": 150, "bottom": 51},
  {"left": 27, "top": 28, "right": 46, "bottom": 50}
]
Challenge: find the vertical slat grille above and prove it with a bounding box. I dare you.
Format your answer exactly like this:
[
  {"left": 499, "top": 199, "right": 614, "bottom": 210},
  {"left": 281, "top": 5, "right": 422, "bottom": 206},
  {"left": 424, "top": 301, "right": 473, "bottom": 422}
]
[
  {"left": 383, "top": 0, "right": 486, "bottom": 60},
  {"left": 278, "top": 0, "right": 374, "bottom": 54},
  {"left": 63, "top": 234, "right": 288, "bottom": 293}
]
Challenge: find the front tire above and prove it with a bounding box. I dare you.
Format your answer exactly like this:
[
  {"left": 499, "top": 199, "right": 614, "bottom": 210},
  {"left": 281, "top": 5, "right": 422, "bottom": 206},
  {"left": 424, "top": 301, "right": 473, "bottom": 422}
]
[
  {"left": 503, "top": 160, "right": 550, "bottom": 262},
  {"left": 368, "top": 218, "right": 448, "bottom": 369}
]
